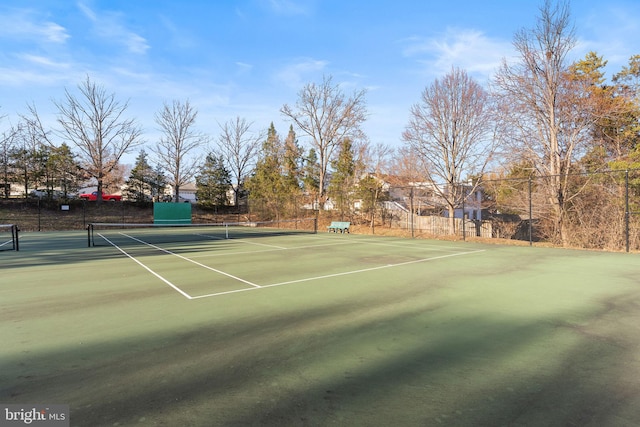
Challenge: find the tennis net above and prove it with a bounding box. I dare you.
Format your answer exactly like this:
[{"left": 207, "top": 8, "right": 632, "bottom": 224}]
[
  {"left": 0, "top": 224, "right": 19, "bottom": 251},
  {"left": 87, "top": 218, "right": 318, "bottom": 247}
]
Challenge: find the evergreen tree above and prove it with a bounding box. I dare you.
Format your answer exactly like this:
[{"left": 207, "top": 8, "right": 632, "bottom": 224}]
[
  {"left": 245, "top": 123, "right": 286, "bottom": 218},
  {"left": 327, "top": 138, "right": 356, "bottom": 219},
  {"left": 150, "top": 165, "right": 168, "bottom": 202},
  {"left": 125, "top": 150, "right": 154, "bottom": 202},
  {"left": 48, "top": 143, "right": 82, "bottom": 198},
  {"left": 283, "top": 125, "right": 303, "bottom": 193},
  {"left": 302, "top": 148, "right": 320, "bottom": 208},
  {"left": 196, "top": 153, "right": 232, "bottom": 207}
]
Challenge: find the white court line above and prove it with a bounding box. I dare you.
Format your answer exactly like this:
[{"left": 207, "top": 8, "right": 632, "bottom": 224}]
[
  {"left": 195, "top": 233, "right": 287, "bottom": 249},
  {"left": 190, "top": 249, "right": 485, "bottom": 299},
  {"left": 120, "top": 233, "right": 261, "bottom": 288},
  {"left": 189, "top": 233, "right": 462, "bottom": 260},
  {"left": 312, "top": 234, "right": 469, "bottom": 252},
  {"left": 98, "top": 233, "right": 193, "bottom": 299},
  {"left": 188, "top": 239, "right": 357, "bottom": 259}
]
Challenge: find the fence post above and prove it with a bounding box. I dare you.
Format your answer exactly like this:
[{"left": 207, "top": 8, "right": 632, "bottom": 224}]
[
  {"left": 529, "top": 177, "right": 533, "bottom": 246},
  {"left": 625, "top": 170, "right": 630, "bottom": 253},
  {"left": 462, "top": 186, "right": 466, "bottom": 241},
  {"left": 410, "top": 186, "right": 414, "bottom": 238}
]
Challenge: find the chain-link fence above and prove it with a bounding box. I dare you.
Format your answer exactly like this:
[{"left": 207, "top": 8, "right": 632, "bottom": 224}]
[
  {"left": 480, "top": 169, "right": 640, "bottom": 252},
  {"left": 2, "top": 169, "right": 639, "bottom": 251},
  {"left": 380, "top": 169, "right": 640, "bottom": 252},
  {"left": 0, "top": 199, "right": 250, "bottom": 232}
]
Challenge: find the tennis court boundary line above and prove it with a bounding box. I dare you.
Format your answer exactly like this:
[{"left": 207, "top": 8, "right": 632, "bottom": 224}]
[
  {"left": 98, "top": 232, "right": 262, "bottom": 300},
  {"left": 99, "top": 233, "right": 194, "bottom": 299},
  {"left": 99, "top": 231, "right": 484, "bottom": 300},
  {"left": 120, "top": 232, "right": 261, "bottom": 289},
  {"left": 189, "top": 249, "right": 486, "bottom": 299}
]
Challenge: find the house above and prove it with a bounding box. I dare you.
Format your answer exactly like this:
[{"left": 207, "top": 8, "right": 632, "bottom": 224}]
[{"left": 164, "top": 182, "right": 197, "bottom": 203}]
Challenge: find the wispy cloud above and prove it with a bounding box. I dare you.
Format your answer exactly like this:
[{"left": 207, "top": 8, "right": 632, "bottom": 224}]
[
  {"left": 18, "top": 54, "right": 71, "bottom": 69},
  {"left": 402, "top": 28, "right": 513, "bottom": 81},
  {"left": 235, "top": 62, "right": 254, "bottom": 74},
  {"left": 159, "top": 15, "right": 196, "bottom": 50},
  {"left": 0, "top": 8, "right": 69, "bottom": 44},
  {"left": 266, "top": 0, "right": 314, "bottom": 16},
  {"left": 575, "top": 3, "right": 640, "bottom": 71},
  {"left": 77, "top": 2, "right": 149, "bottom": 54},
  {"left": 274, "top": 58, "right": 328, "bottom": 88}
]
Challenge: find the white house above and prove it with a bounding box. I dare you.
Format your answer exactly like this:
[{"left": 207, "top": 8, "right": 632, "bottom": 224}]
[{"left": 164, "top": 182, "right": 197, "bottom": 203}]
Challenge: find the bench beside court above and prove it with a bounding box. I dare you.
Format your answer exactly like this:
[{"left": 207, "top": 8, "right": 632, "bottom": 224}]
[{"left": 327, "top": 221, "right": 350, "bottom": 233}]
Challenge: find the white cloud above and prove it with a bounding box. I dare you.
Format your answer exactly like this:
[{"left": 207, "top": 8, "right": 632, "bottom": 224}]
[
  {"left": 274, "top": 58, "right": 328, "bottom": 89},
  {"left": 77, "top": 2, "right": 149, "bottom": 54},
  {"left": 19, "top": 54, "right": 71, "bottom": 69},
  {"left": 41, "top": 22, "right": 70, "bottom": 43},
  {"left": 235, "top": 62, "right": 253, "bottom": 74},
  {"left": 159, "top": 15, "right": 196, "bottom": 50},
  {"left": 266, "top": 0, "right": 313, "bottom": 16},
  {"left": 402, "top": 28, "right": 513, "bottom": 81},
  {"left": 0, "top": 9, "right": 69, "bottom": 44},
  {"left": 574, "top": 3, "right": 640, "bottom": 73}
]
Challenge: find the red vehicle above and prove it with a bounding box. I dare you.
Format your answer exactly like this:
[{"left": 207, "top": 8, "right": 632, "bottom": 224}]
[{"left": 79, "top": 191, "right": 122, "bottom": 201}]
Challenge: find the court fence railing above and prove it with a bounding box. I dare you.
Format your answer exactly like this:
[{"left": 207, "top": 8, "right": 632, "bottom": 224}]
[
  {"left": 2, "top": 168, "right": 640, "bottom": 252},
  {"left": 380, "top": 168, "right": 640, "bottom": 252}
]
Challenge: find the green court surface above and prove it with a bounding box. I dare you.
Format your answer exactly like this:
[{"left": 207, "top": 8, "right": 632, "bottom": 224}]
[{"left": 2, "top": 229, "right": 640, "bottom": 426}]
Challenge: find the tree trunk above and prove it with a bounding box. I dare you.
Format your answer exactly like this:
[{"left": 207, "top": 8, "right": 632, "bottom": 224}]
[{"left": 448, "top": 205, "right": 456, "bottom": 235}]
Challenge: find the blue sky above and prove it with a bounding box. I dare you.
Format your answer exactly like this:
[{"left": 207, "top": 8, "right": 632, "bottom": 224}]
[{"left": 1, "top": 0, "right": 639, "bottom": 165}]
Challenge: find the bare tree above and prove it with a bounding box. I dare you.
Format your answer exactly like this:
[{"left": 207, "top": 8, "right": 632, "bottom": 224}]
[
  {"left": 362, "top": 142, "right": 393, "bottom": 177},
  {"left": 281, "top": 75, "right": 368, "bottom": 207},
  {"left": 54, "top": 76, "right": 143, "bottom": 201},
  {"left": 153, "top": 99, "right": 207, "bottom": 202},
  {"left": 0, "top": 121, "right": 19, "bottom": 199},
  {"left": 403, "top": 67, "right": 496, "bottom": 234},
  {"left": 215, "top": 116, "right": 262, "bottom": 209},
  {"left": 492, "top": 1, "right": 595, "bottom": 245},
  {"left": 14, "top": 117, "right": 49, "bottom": 196}
]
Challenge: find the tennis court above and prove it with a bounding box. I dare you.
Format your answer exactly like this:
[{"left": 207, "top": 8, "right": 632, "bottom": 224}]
[{"left": 2, "top": 225, "right": 640, "bottom": 426}]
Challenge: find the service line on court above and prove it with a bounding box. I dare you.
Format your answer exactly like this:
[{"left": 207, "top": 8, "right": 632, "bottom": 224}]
[
  {"left": 120, "top": 233, "right": 261, "bottom": 288},
  {"left": 101, "top": 231, "right": 485, "bottom": 300},
  {"left": 195, "top": 233, "right": 287, "bottom": 249},
  {"left": 190, "top": 248, "right": 486, "bottom": 299},
  {"left": 188, "top": 239, "right": 358, "bottom": 259},
  {"left": 98, "top": 232, "right": 262, "bottom": 299},
  {"left": 98, "top": 233, "right": 194, "bottom": 299},
  {"left": 317, "top": 235, "right": 471, "bottom": 252}
]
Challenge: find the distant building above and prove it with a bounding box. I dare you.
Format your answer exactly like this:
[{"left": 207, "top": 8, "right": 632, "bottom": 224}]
[{"left": 164, "top": 182, "right": 197, "bottom": 203}]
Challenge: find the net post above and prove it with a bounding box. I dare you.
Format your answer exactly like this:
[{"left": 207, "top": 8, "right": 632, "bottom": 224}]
[
  {"left": 13, "top": 225, "right": 19, "bottom": 251},
  {"left": 87, "top": 223, "right": 93, "bottom": 247}
]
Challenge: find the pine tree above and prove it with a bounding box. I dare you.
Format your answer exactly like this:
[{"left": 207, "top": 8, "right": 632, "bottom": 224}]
[
  {"left": 327, "top": 138, "right": 356, "bottom": 219},
  {"left": 48, "top": 143, "right": 82, "bottom": 199},
  {"left": 150, "top": 165, "right": 167, "bottom": 202},
  {"left": 196, "top": 153, "right": 232, "bottom": 208},
  {"left": 125, "top": 150, "right": 154, "bottom": 202},
  {"left": 283, "top": 125, "right": 303, "bottom": 194},
  {"left": 302, "top": 148, "right": 320, "bottom": 209},
  {"left": 246, "top": 123, "right": 286, "bottom": 218}
]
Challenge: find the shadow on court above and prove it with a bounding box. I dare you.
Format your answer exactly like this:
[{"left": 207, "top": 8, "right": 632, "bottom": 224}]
[{"left": 2, "top": 273, "right": 640, "bottom": 426}]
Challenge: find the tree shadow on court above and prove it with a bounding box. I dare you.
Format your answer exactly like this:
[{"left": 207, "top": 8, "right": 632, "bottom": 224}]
[{"left": 2, "top": 281, "right": 640, "bottom": 426}]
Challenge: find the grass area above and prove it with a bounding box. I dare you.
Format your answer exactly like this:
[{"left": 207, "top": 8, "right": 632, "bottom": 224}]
[{"left": 2, "top": 229, "right": 640, "bottom": 426}]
